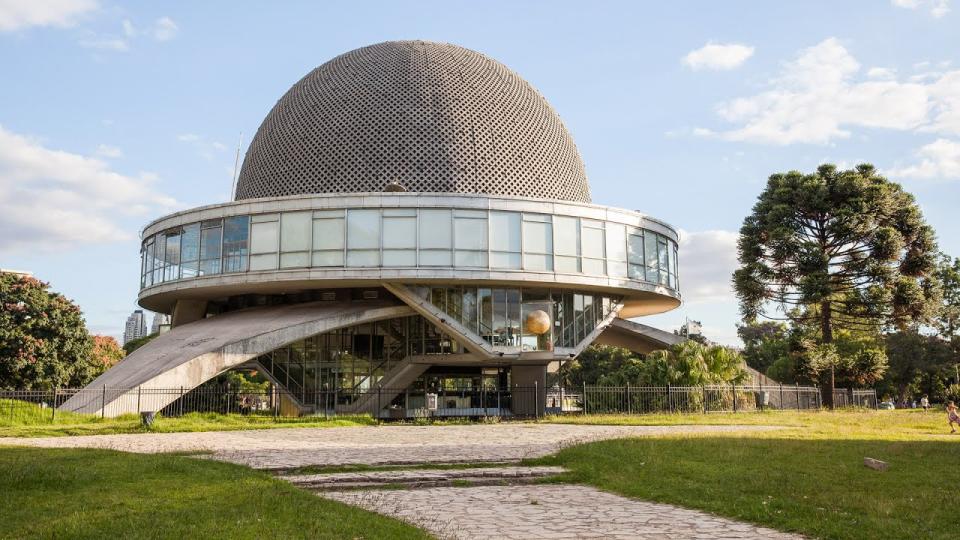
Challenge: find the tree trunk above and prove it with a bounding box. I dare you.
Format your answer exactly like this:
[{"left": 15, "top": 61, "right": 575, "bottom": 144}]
[{"left": 821, "top": 300, "right": 835, "bottom": 410}]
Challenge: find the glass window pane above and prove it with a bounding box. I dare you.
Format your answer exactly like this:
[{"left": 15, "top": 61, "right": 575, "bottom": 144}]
[
  {"left": 607, "top": 260, "right": 628, "bottom": 278},
  {"left": 153, "top": 234, "right": 165, "bottom": 283},
  {"left": 658, "top": 238, "right": 670, "bottom": 285},
  {"left": 347, "top": 250, "right": 379, "bottom": 267},
  {"left": 280, "top": 252, "right": 309, "bottom": 269},
  {"left": 644, "top": 230, "right": 659, "bottom": 281},
  {"left": 420, "top": 250, "right": 452, "bottom": 266},
  {"left": 383, "top": 216, "right": 416, "bottom": 249},
  {"left": 222, "top": 215, "right": 249, "bottom": 273},
  {"left": 347, "top": 209, "right": 380, "bottom": 250},
  {"left": 280, "top": 212, "right": 311, "bottom": 252},
  {"left": 181, "top": 224, "right": 200, "bottom": 262},
  {"left": 164, "top": 231, "right": 180, "bottom": 281},
  {"left": 555, "top": 255, "right": 579, "bottom": 273},
  {"left": 554, "top": 216, "right": 579, "bottom": 257},
  {"left": 581, "top": 225, "right": 604, "bottom": 259},
  {"left": 628, "top": 232, "right": 644, "bottom": 264},
  {"left": 582, "top": 257, "right": 605, "bottom": 275},
  {"left": 419, "top": 209, "right": 452, "bottom": 249},
  {"left": 313, "top": 218, "right": 345, "bottom": 250},
  {"left": 250, "top": 221, "right": 278, "bottom": 254},
  {"left": 605, "top": 223, "right": 626, "bottom": 262},
  {"left": 491, "top": 251, "right": 521, "bottom": 269},
  {"left": 455, "top": 250, "right": 487, "bottom": 267},
  {"left": 454, "top": 217, "right": 487, "bottom": 250},
  {"left": 524, "top": 253, "right": 553, "bottom": 271},
  {"left": 523, "top": 220, "right": 552, "bottom": 254},
  {"left": 250, "top": 253, "right": 278, "bottom": 271},
  {"left": 312, "top": 251, "right": 344, "bottom": 267},
  {"left": 200, "top": 225, "right": 222, "bottom": 275},
  {"left": 383, "top": 249, "right": 416, "bottom": 266},
  {"left": 490, "top": 212, "right": 520, "bottom": 252}
]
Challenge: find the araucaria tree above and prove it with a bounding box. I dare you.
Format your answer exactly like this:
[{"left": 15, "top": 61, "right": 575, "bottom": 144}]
[{"left": 734, "top": 164, "right": 940, "bottom": 407}]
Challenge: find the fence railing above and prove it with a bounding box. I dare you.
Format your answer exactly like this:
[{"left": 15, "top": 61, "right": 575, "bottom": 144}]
[{"left": 0, "top": 383, "right": 878, "bottom": 426}]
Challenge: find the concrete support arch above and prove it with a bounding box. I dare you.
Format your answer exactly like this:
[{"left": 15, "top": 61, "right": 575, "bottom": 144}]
[{"left": 60, "top": 301, "right": 413, "bottom": 416}]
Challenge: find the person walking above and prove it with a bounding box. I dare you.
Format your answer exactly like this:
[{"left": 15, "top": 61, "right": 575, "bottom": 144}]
[
  {"left": 947, "top": 401, "right": 960, "bottom": 434},
  {"left": 921, "top": 395, "right": 930, "bottom": 411}
]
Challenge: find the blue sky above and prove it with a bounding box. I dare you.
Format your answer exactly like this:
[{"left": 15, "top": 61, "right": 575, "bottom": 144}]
[{"left": 1, "top": 1, "right": 959, "bottom": 344}]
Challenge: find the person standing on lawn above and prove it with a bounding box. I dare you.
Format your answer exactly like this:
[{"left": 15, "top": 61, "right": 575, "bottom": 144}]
[
  {"left": 947, "top": 402, "right": 960, "bottom": 434},
  {"left": 921, "top": 395, "right": 930, "bottom": 411}
]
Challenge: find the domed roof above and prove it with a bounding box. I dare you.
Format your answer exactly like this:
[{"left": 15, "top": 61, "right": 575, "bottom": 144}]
[{"left": 234, "top": 40, "right": 591, "bottom": 202}]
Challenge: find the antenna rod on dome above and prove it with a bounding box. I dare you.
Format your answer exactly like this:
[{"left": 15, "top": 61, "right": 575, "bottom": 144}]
[{"left": 230, "top": 131, "right": 243, "bottom": 200}]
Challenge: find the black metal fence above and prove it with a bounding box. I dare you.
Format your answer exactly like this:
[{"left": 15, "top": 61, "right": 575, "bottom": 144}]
[{"left": 0, "top": 383, "right": 878, "bottom": 426}]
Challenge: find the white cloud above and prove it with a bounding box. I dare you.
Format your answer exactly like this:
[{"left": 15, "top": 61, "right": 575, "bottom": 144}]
[
  {"left": 0, "top": 125, "right": 177, "bottom": 252},
  {"left": 177, "top": 133, "right": 228, "bottom": 160},
  {"left": 888, "top": 138, "right": 960, "bottom": 179},
  {"left": 95, "top": 143, "right": 122, "bottom": 158},
  {"left": 79, "top": 35, "right": 127, "bottom": 51},
  {"left": 121, "top": 18, "right": 134, "bottom": 37},
  {"left": 682, "top": 42, "right": 754, "bottom": 71},
  {"left": 676, "top": 229, "right": 739, "bottom": 304},
  {"left": 0, "top": 0, "right": 97, "bottom": 32},
  {"left": 867, "top": 67, "right": 897, "bottom": 80},
  {"left": 151, "top": 16, "right": 177, "bottom": 41},
  {"left": 698, "top": 38, "right": 960, "bottom": 144},
  {"left": 892, "top": 0, "right": 951, "bottom": 17}
]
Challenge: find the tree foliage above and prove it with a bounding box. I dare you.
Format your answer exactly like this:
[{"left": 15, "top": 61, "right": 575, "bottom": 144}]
[
  {"left": 936, "top": 254, "right": 960, "bottom": 339},
  {"left": 734, "top": 164, "right": 940, "bottom": 403},
  {"left": 91, "top": 336, "right": 125, "bottom": 370},
  {"left": 0, "top": 273, "right": 99, "bottom": 389},
  {"left": 563, "top": 342, "right": 748, "bottom": 388},
  {"left": 122, "top": 333, "right": 158, "bottom": 355},
  {"left": 737, "top": 321, "right": 790, "bottom": 374}
]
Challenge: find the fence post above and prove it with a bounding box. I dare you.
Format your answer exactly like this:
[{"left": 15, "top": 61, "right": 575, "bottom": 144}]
[
  {"left": 101, "top": 386, "right": 106, "bottom": 419},
  {"left": 732, "top": 384, "right": 737, "bottom": 413},
  {"left": 497, "top": 387, "right": 501, "bottom": 414},
  {"left": 534, "top": 380, "right": 539, "bottom": 421},
  {"left": 51, "top": 388, "right": 58, "bottom": 422},
  {"left": 779, "top": 383, "right": 784, "bottom": 411},
  {"left": 377, "top": 385, "right": 382, "bottom": 425},
  {"left": 667, "top": 384, "right": 673, "bottom": 413},
  {"left": 758, "top": 379, "right": 764, "bottom": 412},
  {"left": 626, "top": 383, "right": 631, "bottom": 415},
  {"left": 137, "top": 386, "right": 142, "bottom": 414},
  {"left": 180, "top": 386, "right": 185, "bottom": 416},
  {"left": 795, "top": 383, "right": 801, "bottom": 410},
  {"left": 702, "top": 385, "right": 707, "bottom": 414},
  {"left": 814, "top": 386, "right": 821, "bottom": 409},
  {"left": 559, "top": 386, "right": 564, "bottom": 415},
  {"left": 873, "top": 389, "right": 879, "bottom": 410},
  {"left": 482, "top": 385, "right": 487, "bottom": 419},
  {"left": 274, "top": 385, "right": 279, "bottom": 420},
  {"left": 583, "top": 382, "right": 587, "bottom": 415}
]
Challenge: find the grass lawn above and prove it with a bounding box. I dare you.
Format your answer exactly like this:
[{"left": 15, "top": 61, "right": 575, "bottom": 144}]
[
  {"left": 532, "top": 410, "right": 960, "bottom": 539},
  {"left": 0, "top": 398, "right": 377, "bottom": 438},
  {"left": 0, "top": 447, "right": 430, "bottom": 539}
]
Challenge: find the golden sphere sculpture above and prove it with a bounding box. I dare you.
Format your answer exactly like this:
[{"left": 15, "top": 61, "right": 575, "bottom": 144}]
[{"left": 525, "top": 310, "right": 551, "bottom": 335}]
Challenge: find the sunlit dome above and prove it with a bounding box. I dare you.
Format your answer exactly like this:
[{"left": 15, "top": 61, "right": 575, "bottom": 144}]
[{"left": 234, "top": 40, "right": 591, "bottom": 202}]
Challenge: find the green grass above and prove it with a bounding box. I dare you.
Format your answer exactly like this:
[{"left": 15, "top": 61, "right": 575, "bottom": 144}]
[
  {"left": 530, "top": 409, "right": 960, "bottom": 539},
  {"left": 0, "top": 398, "right": 377, "bottom": 437},
  {"left": 0, "top": 447, "right": 430, "bottom": 539}
]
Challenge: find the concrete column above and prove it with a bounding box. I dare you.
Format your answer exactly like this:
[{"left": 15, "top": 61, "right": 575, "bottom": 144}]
[
  {"left": 171, "top": 299, "right": 208, "bottom": 327},
  {"left": 512, "top": 364, "right": 547, "bottom": 416}
]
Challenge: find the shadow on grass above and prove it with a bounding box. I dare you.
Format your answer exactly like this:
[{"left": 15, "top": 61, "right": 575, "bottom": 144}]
[{"left": 527, "top": 436, "right": 960, "bottom": 540}]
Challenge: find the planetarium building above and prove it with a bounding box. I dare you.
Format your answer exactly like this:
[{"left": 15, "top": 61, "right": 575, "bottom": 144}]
[{"left": 66, "top": 41, "right": 681, "bottom": 417}]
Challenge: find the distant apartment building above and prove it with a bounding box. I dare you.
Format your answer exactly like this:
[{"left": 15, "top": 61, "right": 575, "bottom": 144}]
[
  {"left": 150, "top": 313, "right": 171, "bottom": 334},
  {"left": 122, "top": 310, "right": 147, "bottom": 345}
]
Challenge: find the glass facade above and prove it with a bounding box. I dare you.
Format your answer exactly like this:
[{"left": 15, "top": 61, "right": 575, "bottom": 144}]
[
  {"left": 412, "top": 286, "right": 618, "bottom": 350},
  {"left": 141, "top": 207, "right": 679, "bottom": 292}
]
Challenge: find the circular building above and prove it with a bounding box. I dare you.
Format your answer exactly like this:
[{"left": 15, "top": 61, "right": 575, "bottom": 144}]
[{"left": 66, "top": 41, "right": 681, "bottom": 418}]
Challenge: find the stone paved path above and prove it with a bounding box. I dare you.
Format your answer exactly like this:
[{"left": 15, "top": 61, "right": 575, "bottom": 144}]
[
  {"left": 323, "top": 484, "right": 802, "bottom": 539},
  {"left": 8, "top": 423, "right": 781, "bottom": 469}
]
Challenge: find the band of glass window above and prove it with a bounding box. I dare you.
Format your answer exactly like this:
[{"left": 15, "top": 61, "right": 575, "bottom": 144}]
[{"left": 140, "top": 208, "right": 679, "bottom": 291}]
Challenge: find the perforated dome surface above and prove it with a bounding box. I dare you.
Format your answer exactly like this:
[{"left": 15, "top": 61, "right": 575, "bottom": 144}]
[{"left": 234, "top": 40, "right": 591, "bottom": 202}]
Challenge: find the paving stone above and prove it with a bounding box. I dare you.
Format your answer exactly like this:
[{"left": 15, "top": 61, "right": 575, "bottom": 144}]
[{"left": 323, "top": 485, "right": 802, "bottom": 540}]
